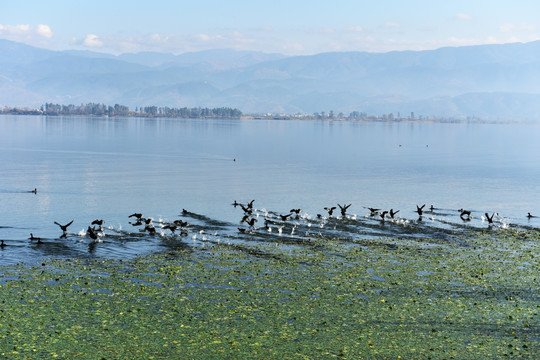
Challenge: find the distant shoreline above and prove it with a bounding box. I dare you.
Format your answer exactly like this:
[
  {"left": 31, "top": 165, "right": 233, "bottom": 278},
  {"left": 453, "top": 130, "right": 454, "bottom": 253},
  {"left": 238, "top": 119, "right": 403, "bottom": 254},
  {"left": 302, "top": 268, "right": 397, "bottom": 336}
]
[{"left": 0, "top": 104, "right": 533, "bottom": 124}]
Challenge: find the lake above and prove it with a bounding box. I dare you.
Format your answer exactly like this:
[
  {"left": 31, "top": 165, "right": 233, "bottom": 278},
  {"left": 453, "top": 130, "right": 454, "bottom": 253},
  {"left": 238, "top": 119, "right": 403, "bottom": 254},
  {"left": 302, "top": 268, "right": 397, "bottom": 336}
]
[{"left": 1, "top": 115, "right": 539, "bottom": 264}]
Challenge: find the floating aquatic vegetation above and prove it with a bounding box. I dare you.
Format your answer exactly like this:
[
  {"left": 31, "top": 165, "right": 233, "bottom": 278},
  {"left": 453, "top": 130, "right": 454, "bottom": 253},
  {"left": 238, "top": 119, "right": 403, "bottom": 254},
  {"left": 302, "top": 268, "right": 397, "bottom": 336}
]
[{"left": 0, "top": 229, "right": 538, "bottom": 358}]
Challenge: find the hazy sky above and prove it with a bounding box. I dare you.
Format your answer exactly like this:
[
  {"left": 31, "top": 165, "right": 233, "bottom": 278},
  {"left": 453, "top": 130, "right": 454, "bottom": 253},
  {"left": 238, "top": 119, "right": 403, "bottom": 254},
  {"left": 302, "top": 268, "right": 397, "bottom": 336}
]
[{"left": 1, "top": 0, "right": 539, "bottom": 55}]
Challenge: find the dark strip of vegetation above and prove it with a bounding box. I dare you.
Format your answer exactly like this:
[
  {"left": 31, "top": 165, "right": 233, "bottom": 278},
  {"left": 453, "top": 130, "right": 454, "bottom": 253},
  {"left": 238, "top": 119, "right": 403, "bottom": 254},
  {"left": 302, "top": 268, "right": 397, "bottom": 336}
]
[{"left": 0, "top": 103, "right": 243, "bottom": 118}]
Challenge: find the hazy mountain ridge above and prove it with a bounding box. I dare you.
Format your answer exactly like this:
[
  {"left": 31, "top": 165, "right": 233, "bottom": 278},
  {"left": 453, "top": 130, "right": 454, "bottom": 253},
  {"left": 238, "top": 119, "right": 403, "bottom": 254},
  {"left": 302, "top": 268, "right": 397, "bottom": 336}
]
[{"left": 1, "top": 38, "right": 540, "bottom": 119}]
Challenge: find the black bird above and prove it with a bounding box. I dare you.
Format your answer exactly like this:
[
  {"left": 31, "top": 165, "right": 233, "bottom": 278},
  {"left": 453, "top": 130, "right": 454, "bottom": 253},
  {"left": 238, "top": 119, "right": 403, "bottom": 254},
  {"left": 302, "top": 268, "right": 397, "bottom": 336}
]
[
  {"left": 389, "top": 209, "right": 400, "bottom": 219},
  {"left": 239, "top": 203, "right": 252, "bottom": 215},
  {"left": 324, "top": 206, "right": 336, "bottom": 216},
  {"left": 459, "top": 209, "right": 471, "bottom": 220},
  {"left": 143, "top": 224, "right": 156, "bottom": 235},
  {"left": 0, "top": 240, "right": 6, "bottom": 248},
  {"left": 379, "top": 211, "right": 388, "bottom": 220},
  {"left": 92, "top": 219, "right": 105, "bottom": 226},
  {"left": 29, "top": 233, "right": 41, "bottom": 241},
  {"left": 527, "top": 212, "right": 536, "bottom": 218},
  {"left": 86, "top": 226, "right": 98, "bottom": 240},
  {"left": 54, "top": 220, "right": 74, "bottom": 233},
  {"left": 245, "top": 218, "right": 257, "bottom": 227},
  {"left": 31, "top": 188, "right": 37, "bottom": 194},
  {"left": 338, "top": 203, "right": 351, "bottom": 217},
  {"left": 173, "top": 219, "right": 190, "bottom": 228},
  {"left": 365, "top": 207, "right": 380, "bottom": 216},
  {"left": 237, "top": 227, "right": 247, "bottom": 233},
  {"left": 430, "top": 205, "right": 435, "bottom": 212},
  {"left": 290, "top": 208, "right": 302, "bottom": 215},
  {"left": 247, "top": 200, "right": 255, "bottom": 209},
  {"left": 241, "top": 214, "right": 251, "bottom": 224},
  {"left": 279, "top": 213, "right": 292, "bottom": 221},
  {"left": 416, "top": 204, "right": 426, "bottom": 216},
  {"left": 232, "top": 200, "right": 240, "bottom": 207},
  {"left": 485, "top": 212, "right": 495, "bottom": 224},
  {"left": 163, "top": 224, "right": 178, "bottom": 234},
  {"left": 129, "top": 213, "right": 143, "bottom": 219}
]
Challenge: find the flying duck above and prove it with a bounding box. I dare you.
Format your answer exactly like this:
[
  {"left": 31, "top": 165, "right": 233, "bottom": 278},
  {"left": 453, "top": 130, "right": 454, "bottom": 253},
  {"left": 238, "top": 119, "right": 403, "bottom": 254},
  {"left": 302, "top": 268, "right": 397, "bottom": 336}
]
[
  {"left": 54, "top": 220, "right": 74, "bottom": 233},
  {"left": 338, "top": 203, "right": 351, "bottom": 217},
  {"left": 86, "top": 226, "right": 98, "bottom": 240},
  {"left": 389, "top": 209, "right": 400, "bottom": 219},
  {"left": 324, "top": 206, "right": 336, "bottom": 216},
  {"left": 91, "top": 219, "right": 105, "bottom": 226},
  {"left": 365, "top": 207, "right": 380, "bottom": 216},
  {"left": 379, "top": 211, "right": 388, "bottom": 220},
  {"left": 485, "top": 212, "right": 495, "bottom": 224},
  {"left": 416, "top": 204, "right": 426, "bottom": 216},
  {"left": 245, "top": 218, "right": 257, "bottom": 227},
  {"left": 279, "top": 213, "right": 292, "bottom": 221}
]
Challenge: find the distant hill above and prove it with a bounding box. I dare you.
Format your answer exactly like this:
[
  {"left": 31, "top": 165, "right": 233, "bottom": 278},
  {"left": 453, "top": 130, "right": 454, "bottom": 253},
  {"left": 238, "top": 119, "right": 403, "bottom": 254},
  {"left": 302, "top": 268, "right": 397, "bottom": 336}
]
[{"left": 1, "top": 38, "right": 540, "bottom": 120}]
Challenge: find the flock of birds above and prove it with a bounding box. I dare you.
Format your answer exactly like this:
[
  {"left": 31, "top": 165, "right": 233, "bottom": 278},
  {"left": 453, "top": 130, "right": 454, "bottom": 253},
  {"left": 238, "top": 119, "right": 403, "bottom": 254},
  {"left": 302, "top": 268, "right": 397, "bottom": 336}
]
[
  {"left": 1, "top": 188, "right": 537, "bottom": 250},
  {"left": 20, "top": 211, "right": 193, "bottom": 247},
  {"left": 232, "top": 199, "right": 537, "bottom": 235}
]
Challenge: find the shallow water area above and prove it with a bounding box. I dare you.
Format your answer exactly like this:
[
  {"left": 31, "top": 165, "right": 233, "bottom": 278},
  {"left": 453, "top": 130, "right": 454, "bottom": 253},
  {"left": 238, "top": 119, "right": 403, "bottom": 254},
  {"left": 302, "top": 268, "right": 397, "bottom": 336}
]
[{"left": 1, "top": 115, "right": 540, "bottom": 264}]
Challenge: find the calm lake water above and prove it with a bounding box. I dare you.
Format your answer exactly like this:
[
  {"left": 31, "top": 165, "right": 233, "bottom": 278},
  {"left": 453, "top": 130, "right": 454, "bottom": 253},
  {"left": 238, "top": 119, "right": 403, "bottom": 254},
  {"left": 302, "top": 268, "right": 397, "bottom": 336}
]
[{"left": 1, "top": 115, "right": 539, "bottom": 264}]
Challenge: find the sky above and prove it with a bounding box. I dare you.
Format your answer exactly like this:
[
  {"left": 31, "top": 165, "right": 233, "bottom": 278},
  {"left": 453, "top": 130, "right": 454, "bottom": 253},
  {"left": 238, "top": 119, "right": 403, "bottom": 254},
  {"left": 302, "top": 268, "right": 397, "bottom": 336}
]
[{"left": 1, "top": 0, "right": 540, "bottom": 55}]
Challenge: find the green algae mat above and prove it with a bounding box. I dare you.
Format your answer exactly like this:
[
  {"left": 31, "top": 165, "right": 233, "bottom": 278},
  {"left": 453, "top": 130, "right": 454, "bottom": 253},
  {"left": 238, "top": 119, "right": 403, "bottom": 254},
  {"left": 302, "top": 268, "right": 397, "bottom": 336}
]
[{"left": 0, "top": 231, "right": 538, "bottom": 359}]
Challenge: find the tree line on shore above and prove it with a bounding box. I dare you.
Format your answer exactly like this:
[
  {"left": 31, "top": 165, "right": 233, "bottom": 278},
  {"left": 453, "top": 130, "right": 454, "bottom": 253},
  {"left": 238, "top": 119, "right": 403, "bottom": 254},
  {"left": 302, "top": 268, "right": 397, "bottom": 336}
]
[{"left": 0, "top": 103, "right": 243, "bottom": 118}]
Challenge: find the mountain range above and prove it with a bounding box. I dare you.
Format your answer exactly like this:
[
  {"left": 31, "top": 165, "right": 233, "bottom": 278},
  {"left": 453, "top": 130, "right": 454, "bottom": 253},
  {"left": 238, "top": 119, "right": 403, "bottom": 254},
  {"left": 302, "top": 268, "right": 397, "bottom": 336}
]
[{"left": 2, "top": 38, "right": 540, "bottom": 120}]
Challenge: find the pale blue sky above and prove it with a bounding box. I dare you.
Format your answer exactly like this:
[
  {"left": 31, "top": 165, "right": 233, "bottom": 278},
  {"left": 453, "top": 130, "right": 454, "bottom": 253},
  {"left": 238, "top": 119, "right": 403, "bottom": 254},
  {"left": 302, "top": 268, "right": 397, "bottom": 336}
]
[{"left": 1, "top": 0, "right": 539, "bottom": 55}]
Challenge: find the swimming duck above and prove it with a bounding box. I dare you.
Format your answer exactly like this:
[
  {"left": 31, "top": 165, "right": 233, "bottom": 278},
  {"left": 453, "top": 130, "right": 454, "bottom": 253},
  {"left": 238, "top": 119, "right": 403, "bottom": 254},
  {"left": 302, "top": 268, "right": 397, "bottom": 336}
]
[
  {"left": 173, "top": 219, "right": 190, "bottom": 227},
  {"left": 527, "top": 212, "right": 536, "bottom": 218},
  {"left": 459, "top": 209, "right": 471, "bottom": 220},
  {"left": 162, "top": 224, "right": 178, "bottom": 234},
  {"left": 30, "top": 188, "right": 37, "bottom": 194},
  {"left": 143, "top": 224, "right": 156, "bottom": 235},
  {"left": 0, "top": 240, "right": 6, "bottom": 248}
]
